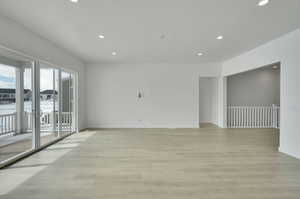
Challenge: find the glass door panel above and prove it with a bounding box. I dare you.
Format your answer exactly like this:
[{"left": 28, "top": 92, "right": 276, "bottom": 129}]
[
  {"left": 40, "top": 64, "right": 58, "bottom": 146},
  {"left": 0, "top": 52, "right": 34, "bottom": 163},
  {"left": 61, "top": 71, "right": 73, "bottom": 136}
]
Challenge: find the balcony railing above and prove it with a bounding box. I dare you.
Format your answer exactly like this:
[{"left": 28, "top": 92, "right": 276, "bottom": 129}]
[
  {"left": 227, "top": 105, "right": 280, "bottom": 128},
  {"left": 0, "top": 113, "right": 17, "bottom": 136},
  {"left": 0, "top": 112, "right": 73, "bottom": 136}
]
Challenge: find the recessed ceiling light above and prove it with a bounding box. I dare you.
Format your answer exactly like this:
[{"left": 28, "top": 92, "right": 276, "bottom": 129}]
[
  {"left": 70, "top": 0, "right": 78, "bottom": 3},
  {"left": 273, "top": 65, "right": 278, "bottom": 69},
  {"left": 197, "top": 52, "right": 203, "bottom": 56},
  {"left": 98, "top": 35, "right": 105, "bottom": 39},
  {"left": 258, "top": 0, "right": 269, "bottom": 6},
  {"left": 217, "top": 35, "right": 223, "bottom": 40},
  {"left": 112, "top": 52, "right": 117, "bottom": 56}
]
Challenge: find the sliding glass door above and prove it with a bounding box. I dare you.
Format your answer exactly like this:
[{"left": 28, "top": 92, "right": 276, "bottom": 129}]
[{"left": 0, "top": 47, "right": 77, "bottom": 167}]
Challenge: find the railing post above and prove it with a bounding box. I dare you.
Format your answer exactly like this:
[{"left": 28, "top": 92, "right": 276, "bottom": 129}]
[{"left": 14, "top": 112, "right": 17, "bottom": 134}]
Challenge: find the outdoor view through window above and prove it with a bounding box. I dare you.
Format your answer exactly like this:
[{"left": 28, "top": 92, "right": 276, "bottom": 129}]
[
  {"left": 0, "top": 64, "right": 17, "bottom": 114},
  {"left": 0, "top": 57, "right": 75, "bottom": 164}
]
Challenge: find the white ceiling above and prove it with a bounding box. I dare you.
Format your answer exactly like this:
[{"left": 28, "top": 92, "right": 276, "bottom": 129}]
[{"left": 0, "top": 0, "right": 300, "bottom": 64}]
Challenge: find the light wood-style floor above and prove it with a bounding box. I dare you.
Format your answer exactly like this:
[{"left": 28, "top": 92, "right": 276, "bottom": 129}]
[{"left": 2, "top": 128, "right": 300, "bottom": 199}]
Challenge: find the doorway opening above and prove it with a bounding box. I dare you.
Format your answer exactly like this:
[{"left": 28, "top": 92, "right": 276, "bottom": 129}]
[{"left": 199, "top": 77, "right": 219, "bottom": 128}]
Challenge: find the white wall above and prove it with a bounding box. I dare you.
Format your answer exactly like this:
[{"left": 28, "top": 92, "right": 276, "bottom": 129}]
[
  {"left": 216, "top": 77, "right": 227, "bottom": 128},
  {"left": 222, "top": 28, "right": 300, "bottom": 159},
  {"left": 211, "top": 78, "right": 219, "bottom": 125},
  {"left": 227, "top": 67, "right": 280, "bottom": 106},
  {"left": 199, "top": 77, "right": 219, "bottom": 125},
  {"left": 0, "top": 14, "right": 86, "bottom": 130},
  {"left": 86, "top": 63, "right": 221, "bottom": 128}
]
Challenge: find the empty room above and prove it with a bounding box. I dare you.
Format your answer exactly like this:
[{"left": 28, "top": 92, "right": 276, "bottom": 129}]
[{"left": 0, "top": 0, "right": 300, "bottom": 198}]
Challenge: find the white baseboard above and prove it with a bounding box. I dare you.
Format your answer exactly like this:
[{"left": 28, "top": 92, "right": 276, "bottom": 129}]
[
  {"left": 87, "top": 123, "right": 198, "bottom": 129},
  {"left": 279, "top": 147, "right": 300, "bottom": 160}
]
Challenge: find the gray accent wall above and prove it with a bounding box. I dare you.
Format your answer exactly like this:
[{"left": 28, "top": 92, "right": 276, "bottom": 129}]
[{"left": 227, "top": 66, "right": 280, "bottom": 106}]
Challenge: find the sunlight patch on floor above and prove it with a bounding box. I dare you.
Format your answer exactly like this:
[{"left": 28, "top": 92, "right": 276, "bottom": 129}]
[{"left": 0, "top": 131, "right": 95, "bottom": 196}]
